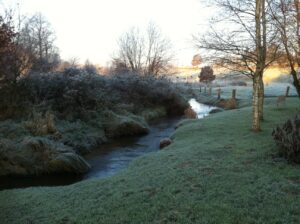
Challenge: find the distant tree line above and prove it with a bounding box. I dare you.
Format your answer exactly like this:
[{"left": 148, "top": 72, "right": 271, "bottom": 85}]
[{"left": 1, "top": 10, "right": 175, "bottom": 86}]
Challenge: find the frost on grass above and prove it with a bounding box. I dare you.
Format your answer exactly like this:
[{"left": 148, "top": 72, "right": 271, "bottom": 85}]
[{"left": 0, "top": 72, "right": 188, "bottom": 175}]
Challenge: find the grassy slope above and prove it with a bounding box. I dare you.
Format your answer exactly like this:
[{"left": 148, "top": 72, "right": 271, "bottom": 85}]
[{"left": 1, "top": 98, "right": 300, "bottom": 224}]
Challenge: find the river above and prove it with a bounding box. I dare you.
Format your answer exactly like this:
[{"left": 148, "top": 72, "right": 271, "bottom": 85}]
[{"left": 0, "top": 99, "right": 216, "bottom": 190}]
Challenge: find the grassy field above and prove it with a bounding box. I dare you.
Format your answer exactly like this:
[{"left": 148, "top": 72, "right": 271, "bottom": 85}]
[
  {"left": 212, "top": 82, "right": 298, "bottom": 99},
  {"left": 0, "top": 98, "right": 300, "bottom": 224}
]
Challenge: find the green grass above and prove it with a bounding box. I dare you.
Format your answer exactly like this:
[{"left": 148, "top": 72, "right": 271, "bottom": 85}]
[{"left": 1, "top": 98, "right": 300, "bottom": 224}]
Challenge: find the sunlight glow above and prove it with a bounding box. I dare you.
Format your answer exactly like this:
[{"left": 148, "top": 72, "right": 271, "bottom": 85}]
[{"left": 263, "top": 67, "right": 290, "bottom": 83}]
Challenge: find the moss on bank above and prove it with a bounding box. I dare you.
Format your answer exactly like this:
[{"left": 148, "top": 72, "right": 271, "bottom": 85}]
[{"left": 0, "top": 98, "right": 299, "bottom": 223}]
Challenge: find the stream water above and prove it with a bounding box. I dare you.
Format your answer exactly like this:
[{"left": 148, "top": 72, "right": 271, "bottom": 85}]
[{"left": 0, "top": 99, "right": 216, "bottom": 190}]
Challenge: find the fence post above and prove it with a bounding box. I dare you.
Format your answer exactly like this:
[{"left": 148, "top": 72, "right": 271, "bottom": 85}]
[
  {"left": 285, "top": 86, "right": 290, "bottom": 97},
  {"left": 208, "top": 87, "right": 212, "bottom": 96},
  {"left": 200, "top": 86, "right": 202, "bottom": 93},
  {"left": 217, "top": 88, "right": 221, "bottom": 99},
  {"left": 204, "top": 87, "right": 207, "bottom": 94},
  {"left": 232, "top": 89, "right": 236, "bottom": 99}
]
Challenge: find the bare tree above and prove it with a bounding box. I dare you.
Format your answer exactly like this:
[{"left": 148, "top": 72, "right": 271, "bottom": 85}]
[
  {"left": 113, "top": 27, "right": 144, "bottom": 73},
  {"left": 19, "top": 13, "right": 60, "bottom": 72},
  {"left": 269, "top": 0, "right": 300, "bottom": 97},
  {"left": 191, "top": 54, "right": 202, "bottom": 67},
  {"left": 113, "top": 23, "right": 173, "bottom": 75},
  {"left": 144, "top": 22, "right": 173, "bottom": 75},
  {"left": 194, "top": 0, "right": 278, "bottom": 131},
  {"left": 68, "top": 57, "right": 79, "bottom": 68}
]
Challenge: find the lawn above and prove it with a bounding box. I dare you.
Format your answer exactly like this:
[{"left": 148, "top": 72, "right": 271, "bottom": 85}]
[{"left": 0, "top": 98, "right": 299, "bottom": 224}]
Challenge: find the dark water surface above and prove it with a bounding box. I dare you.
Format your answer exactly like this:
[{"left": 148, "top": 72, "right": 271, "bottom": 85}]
[{"left": 0, "top": 100, "right": 215, "bottom": 190}]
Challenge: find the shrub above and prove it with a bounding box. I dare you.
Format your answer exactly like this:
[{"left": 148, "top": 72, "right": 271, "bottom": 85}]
[
  {"left": 63, "top": 67, "right": 84, "bottom": 76},
  {"left": 0, "top": 71, "right": 188, "bottom": 120},
  {"left": 217, "top": 99, "right": 237, "bottom": 109},
  {"left": 15, "top": 72, "right": 108, "bottom": 118},
  {"left": 84, "top": 61, "right": 98, "bottom": 75},
  {"left": 63, "top": 64, "right": 98, "bottom": 76},
  {"left": 101, "top": 73, "right": 188, "bottom": 115},
  {"left": 272, "top": 114, "right": 300, "bottom": 163}
]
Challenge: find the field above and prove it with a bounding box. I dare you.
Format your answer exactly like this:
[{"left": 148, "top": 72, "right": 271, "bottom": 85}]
[{"left": 170, "top": 66, "right": 296, "bottom": 102}]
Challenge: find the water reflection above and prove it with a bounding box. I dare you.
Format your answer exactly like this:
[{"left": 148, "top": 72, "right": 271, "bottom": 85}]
[
  {"left": 83, "top": 117, "right": 180, "bottom": 180},
  {"left": 189, "top": 98, "right": 217, "bottom": 119}
]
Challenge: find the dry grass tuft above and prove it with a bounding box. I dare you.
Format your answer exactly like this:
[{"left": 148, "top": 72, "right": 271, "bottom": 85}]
[
  {"left": 184, "top": 106, "right": 197, "bottom": 119},
  {"left": 218, "top": 98, "right": 237, "bottom": 109},
  {"left": 24, "top": 111, "right": 57, "bottom": 136}
]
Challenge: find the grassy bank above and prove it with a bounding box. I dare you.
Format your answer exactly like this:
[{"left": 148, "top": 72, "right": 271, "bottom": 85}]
[
  {"left": 0, "top": 98, "right": 299, "bottom": 223},
  {"left": 0, "top": 72, "right": 188, "bottom": 176}
]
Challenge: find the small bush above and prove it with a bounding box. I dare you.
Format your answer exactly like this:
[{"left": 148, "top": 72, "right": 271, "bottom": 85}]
[
  {"left": 272, "top": 114, "right": 300, "bottom": 163},
  {"left": 217, "top": 99, "right": 237, "bottom": 109}
]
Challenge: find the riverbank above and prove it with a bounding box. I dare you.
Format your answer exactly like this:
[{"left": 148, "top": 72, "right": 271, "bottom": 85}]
[
  {"left": 0, "top": 116, "right": 182, "bottom": 189},
  {"left": 1, "top": 97, "right": 299, "bottom": 223},
  {"left": 0, "top": 73, "right": 188, "bottom": 176},
  {"left": 0, "top": 100, "right": 215, "bottom": 190}
]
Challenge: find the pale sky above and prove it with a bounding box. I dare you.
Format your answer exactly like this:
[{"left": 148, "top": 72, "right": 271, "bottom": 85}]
[{"left": 1, "top": 0, "right": 212, "bottom": 66}]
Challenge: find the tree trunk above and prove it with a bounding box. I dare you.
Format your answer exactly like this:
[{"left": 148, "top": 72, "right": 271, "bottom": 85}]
[
  {"left": 294, "top": 0, "right": 300, "bottom": 64},
  {"left": 291, "top": 69, "right": 300, "bottom": 97},
  {"left": 252, "top": 0, "right": 265, "bottom": 131},
  {"left": 258, "top": 74, "right": 264, "bottom": 120},
  {"left": 252, "top": 76, "right": 261, "bottom": 132},
  {"left": 259, "top": 0, "right": 266, "bottom": 121},
  {"left": 253, "top": 0, "right": 261, "bottom": 131}
]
